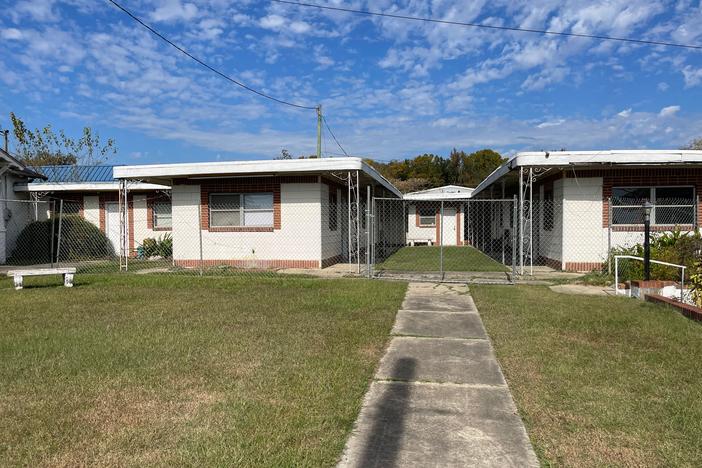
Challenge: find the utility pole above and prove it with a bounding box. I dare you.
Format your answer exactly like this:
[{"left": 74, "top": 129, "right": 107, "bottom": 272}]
[{"left": 316, "top": 104, "right": 322, "bottom": 158}]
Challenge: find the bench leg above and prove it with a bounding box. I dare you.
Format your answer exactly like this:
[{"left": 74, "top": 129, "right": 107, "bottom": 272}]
[
  {"left": 64, "top": 273, "right": 74, "bottom": 288},
  {"left": 13, "top": 275, "right": 23, "bottom": 290}
]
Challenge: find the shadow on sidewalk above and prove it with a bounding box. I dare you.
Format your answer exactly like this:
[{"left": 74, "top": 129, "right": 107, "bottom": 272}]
[{"left": 358, "top": 357, "right": 416, "bottom": 467}]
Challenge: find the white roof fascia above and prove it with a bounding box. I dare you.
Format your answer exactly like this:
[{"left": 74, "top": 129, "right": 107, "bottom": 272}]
[
  {"left": 404, "top": 192, "right": 474, "bottom": 200},
  {"left": 472, "top": 150, "right": 702, "bottom": 197},
  {"left": 16, "top": 182, "right": 169, "bottom": 192},
  {"left": 113, "top": 157, "right": 402, "bottom": 198}
]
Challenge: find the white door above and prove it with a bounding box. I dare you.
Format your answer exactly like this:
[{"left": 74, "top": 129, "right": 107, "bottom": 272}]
[
  {"left": 441, "top": 207, "right": 457, "bottom": 246},
  {"left": 105, "top": 203, "right": 121, "bottom": 254}
]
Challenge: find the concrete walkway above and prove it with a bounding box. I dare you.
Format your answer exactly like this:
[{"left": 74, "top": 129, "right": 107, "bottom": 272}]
[{"left": 338, "top": 283, "right": 538, "bottom": 468}]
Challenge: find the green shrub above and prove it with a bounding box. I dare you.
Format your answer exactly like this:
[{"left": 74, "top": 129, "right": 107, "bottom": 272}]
[
  {"left": 9, "top": 215, "right": 115, "bottom": 265},
  {"left": 140, "top": 233, "right": 173, "bottom": 259},
  {"left": 605, "top": 228, "right": 702, "bottom": 283}
]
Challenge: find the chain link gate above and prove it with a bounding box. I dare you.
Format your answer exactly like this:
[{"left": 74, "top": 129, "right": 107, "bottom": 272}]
[{"left": 368, "top": 197, "right": 517, "bottom": 283}]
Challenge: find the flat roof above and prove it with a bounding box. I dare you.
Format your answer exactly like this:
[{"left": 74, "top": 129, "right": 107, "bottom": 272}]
[
  {"left": 404, "top": 185, "right": 475, "bottom": 200},
  {"left": 15, "top": 182, "right": 169, "bottom": 192},
  {"left": 113, "top": 157, "right": 402, "bottom": 197},
  {"left": 472, "top": 150, "right": 702, "bottom": 197}
]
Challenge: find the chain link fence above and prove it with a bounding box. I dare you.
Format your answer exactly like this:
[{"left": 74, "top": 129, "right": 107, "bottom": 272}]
[
  {"left": 370, "top": 198, "right": 516, "bottom": 282},
  {"left": 2, "top": 192, "right": 698, "bottom": 286},
  {"left": 1, "top": 189, "right": 368, "bottom": 278}
]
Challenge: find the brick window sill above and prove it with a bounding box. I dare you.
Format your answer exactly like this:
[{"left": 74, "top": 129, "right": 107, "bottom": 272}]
[
  {"left": 610, "top": 224, "right": 695, "bottom": 232},
  {"left": 208, "top": 227, "right": 275, "bottom": 232},
  {"left": 152, "top": 227, "right": 172, "bottom": 232}
]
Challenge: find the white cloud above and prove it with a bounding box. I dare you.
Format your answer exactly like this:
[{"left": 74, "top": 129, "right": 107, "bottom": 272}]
[
  {"left": 259, "top": 14, "right": 286, "bottom": 30},
  {"left": 150, "top": 0, "right": 198, "bottom": 23},
  {"left": 290, "top": 21, "right": 311, "bottom": 34},
  {"left": 657, "top": 82, "right": 669, "bottom": 92},
  {"left": 536, "top": 119, "right": 566, "bottom": 128},
  {"left": 659, "top": 105, "right": 680, "bottom": 117},
  {"left": 14, "top": 0, "right": 59, "bottom": 22},
  {"left": 682, "top": 66, "right": 702, "bottom": 88},
  {"left": 617, "top": 108, "right": 632, "bottom": 117},
  {"left": 1, "top": 28, "right": 23, "bottom": 40}
]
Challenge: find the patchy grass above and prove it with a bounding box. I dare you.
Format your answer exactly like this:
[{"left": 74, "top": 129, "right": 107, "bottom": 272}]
[
  {"left": 0, "top": 274, "right": 406, "bottom": 467},
  {"left": 377, "top": 246, "right": 508, "bottom": 272},
  {"left": 471, "top": 285, "right": 702, "bottom": 467}
]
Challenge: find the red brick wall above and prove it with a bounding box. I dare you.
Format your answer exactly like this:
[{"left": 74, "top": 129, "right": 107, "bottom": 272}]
[{"left": 174, "top": 259, "right": 320, "bottom": 269}]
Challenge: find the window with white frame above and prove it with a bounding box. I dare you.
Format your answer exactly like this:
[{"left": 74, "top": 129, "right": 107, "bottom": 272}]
[
  {"left": 152, "top": 200, "right": 172, "bottom": 229},
  {"left": 417, "top": 206, "right": 436, "bottom": 226},
  {"left": 611, "top": 186, "right": 696, "bottom": 225},
  {"left": 209, "top": 193, "right": 274, "bottom": 227}
]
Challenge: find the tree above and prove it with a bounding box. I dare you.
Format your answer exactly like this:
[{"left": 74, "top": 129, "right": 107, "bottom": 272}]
[
  {"left": 366, "top": 148, "right": 505, "bottom": 193},
  {"left": 276, "top": 148, "right": 293, "bottom": 159},
  {"left": 1, "top": 112, "right": 116, "bottom": 166},
  {"left": 683, "top": 137, "right": 702, "bottom": 150},
  {"left": 460, "top": 149, "right": 505, "bottom": 187}
]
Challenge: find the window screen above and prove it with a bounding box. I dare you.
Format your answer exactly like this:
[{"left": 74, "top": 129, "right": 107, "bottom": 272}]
[{"left": 209, "top": 193, "right": 274, "bottom": 227}]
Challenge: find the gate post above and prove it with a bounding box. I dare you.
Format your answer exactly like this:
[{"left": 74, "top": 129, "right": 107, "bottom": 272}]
[
  {"left": 440, "top": 200, "right": 444, "bottom": 280},
  {"left": 512, "top": 195, "right": 518, "bottom": 281}
]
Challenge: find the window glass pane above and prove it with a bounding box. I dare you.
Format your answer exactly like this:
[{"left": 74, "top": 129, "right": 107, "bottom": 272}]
[
  {"left": 419, "top": 215, "right": 435, "bottom": 226},
  {"left": 211, "top": 194, "right": 240, "bottom": 210},
  {"left": 655, "top": 206, "right": 695, "bottom": 225},
  {"left": 153, "top": 201, "right": 172, "bottom": 228},
  {"left": 655, "top": 187, "right": 694, "bottom": 205},
  {"left": 211, "top": 210, "right": 240, "bottom": 227},
  {"left": 244, "top": 210, "right": 273, "bottom": 226},
  {"left": 244, "top": 193, "right": 273, "bottom": 210},
  {"left": 612, "top": 207, "right": 645, "bottom": 224},
  {"left": 612, "top": 188, "right": 650, "bottom": 205}
]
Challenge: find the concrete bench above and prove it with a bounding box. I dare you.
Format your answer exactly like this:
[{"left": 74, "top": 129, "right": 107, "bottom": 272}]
[
  {"left": 6, "top": 268, "right": 76, "bottom": 290},
  {"left": 408, "top": 239, "right": 433, "bottom": 246}
]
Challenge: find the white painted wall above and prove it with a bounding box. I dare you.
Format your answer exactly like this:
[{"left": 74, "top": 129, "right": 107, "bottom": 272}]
[
  {"left": 131, "top": 194, "right": 165, "bottom": 248},
  {"left": 407, "top": 204, "right": 436, "bottom": 243},
  {"left": 171, "top": 182, "right": 324, "bottom": 264},
  {"left": 83, "top": 195, "right": 100, "bottom": 228},
  {"left": 1, "top": 173, "right": 36, "bottom": 264},
  {"left": 561, "top": 177, "right": 606, "bottom": 264},
  {"left": 406, "top": 203, "right": 461, "bottom": 245}
]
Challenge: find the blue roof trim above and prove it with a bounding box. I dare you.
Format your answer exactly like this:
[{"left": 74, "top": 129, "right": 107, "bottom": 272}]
[{"left": 33, "top": 165, "right": 117, "bottom": 183}]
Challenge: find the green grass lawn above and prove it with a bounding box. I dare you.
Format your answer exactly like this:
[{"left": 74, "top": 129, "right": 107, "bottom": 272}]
[
  {"left": 377, "top": 245, "right": 508, "bottom": 272},
  {"left": 471, "top": 285, "right": 702, "bottom": 467},
  {"left": 0, "top": 274, "right": 406, "bottom": 467}
]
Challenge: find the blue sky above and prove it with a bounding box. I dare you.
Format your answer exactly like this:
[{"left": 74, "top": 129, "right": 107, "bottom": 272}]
[{"left": 1, "top": 0, "right": 701, "bottom": 165}]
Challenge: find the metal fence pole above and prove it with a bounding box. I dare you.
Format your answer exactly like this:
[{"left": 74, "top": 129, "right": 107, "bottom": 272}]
[
  {"left": 198, "top": 197, "right": 204, "bottom": 276},
  {"left": 366, "top": 185, "right": 371, "bottom": 278},
  {"left": 55, "top": 199, "right": 64, "bottom": 267},
  {"left": 607, "top": 197, "right": 612, "bottom": 275},
  {"left": 440, "top": 200, "right": 444, "bottom": 280},
  {"left": 512, "top": 195, "right": 518, "bottom": 281},
  {"left": 49, "top": 200, "right": 56, "bottom": 268}
]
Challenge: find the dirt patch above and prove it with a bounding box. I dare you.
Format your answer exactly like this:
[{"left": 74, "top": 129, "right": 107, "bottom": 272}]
[{"left": 45, "top": 386, "right": 223, "bottom": 466}]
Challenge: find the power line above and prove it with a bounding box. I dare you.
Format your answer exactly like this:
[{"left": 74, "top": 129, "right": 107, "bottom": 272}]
[
  {"left": 272, "top": 0, "right": 702, "bottom": 51},
  {"left": 107, "top": 0, "right": 317, "bottom": 109},
  {"left": 322, "top": 115, "right": 349, "bottom": 156}
]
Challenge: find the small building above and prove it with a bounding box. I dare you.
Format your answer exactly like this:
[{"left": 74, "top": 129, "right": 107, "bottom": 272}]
[
  {"left": 0, "top": 148, "right": 45, "bottom": 263},
  {"left": 113, "top": 158, "right": 401, "bottom": 269},
  {"left": 471, "top": 150, "right": 702, "bottom": 271},
  {"left": 14, "top": 165, "right": 170, "bottom": 255},
  {"left": 403, "top": 185, "right": 474, "bottom": 246}
]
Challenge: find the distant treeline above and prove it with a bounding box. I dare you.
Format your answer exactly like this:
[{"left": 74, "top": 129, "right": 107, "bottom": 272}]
[{"left": 366, "top": 149, "right": 505, "bottom": 193}]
